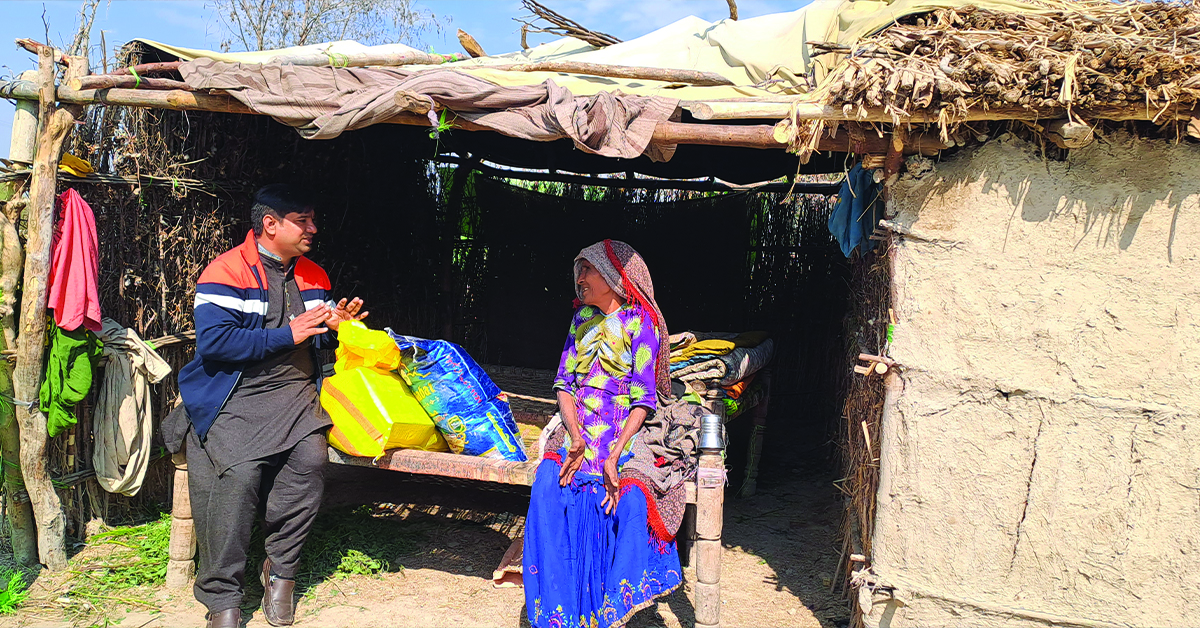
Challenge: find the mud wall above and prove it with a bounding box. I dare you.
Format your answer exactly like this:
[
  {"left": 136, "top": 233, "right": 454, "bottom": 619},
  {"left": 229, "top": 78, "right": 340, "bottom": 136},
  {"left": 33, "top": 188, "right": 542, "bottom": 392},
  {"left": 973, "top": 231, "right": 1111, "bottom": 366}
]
[{"left": 865, "top": 134, "right": 1200, "bottom": 627}]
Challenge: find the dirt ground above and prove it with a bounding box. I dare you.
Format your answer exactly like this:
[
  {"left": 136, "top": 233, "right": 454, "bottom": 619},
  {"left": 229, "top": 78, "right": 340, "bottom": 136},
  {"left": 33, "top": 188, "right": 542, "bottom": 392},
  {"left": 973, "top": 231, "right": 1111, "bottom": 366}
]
[{"left": 2, "top": 466, "right": 848, "bottom": 628}]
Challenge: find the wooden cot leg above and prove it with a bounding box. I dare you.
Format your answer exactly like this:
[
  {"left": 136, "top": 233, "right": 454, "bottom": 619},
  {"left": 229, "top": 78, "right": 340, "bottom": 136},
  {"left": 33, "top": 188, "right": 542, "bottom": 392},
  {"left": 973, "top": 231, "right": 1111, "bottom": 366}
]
[
  {"left": 694, "top": 449, "right": 725, "bottom": 628},
  {"left": 678, "top": 502, "right": 696, "bottom": 568},
  {"left": 738, "top": 370, "right": 771, "bottom": 498},
  {"left": 165, "top": 449, "right": 196, "bottom": 589}
]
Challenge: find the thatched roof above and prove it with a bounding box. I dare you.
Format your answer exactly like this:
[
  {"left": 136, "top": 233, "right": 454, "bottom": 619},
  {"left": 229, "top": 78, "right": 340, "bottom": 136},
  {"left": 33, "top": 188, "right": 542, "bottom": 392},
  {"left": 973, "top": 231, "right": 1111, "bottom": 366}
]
[
  {"left": 815, "top": 0, "right": 1200, "bottom": 119},
  {"left": 5, "top": 0, "right": 1197, "bottom": 179}
]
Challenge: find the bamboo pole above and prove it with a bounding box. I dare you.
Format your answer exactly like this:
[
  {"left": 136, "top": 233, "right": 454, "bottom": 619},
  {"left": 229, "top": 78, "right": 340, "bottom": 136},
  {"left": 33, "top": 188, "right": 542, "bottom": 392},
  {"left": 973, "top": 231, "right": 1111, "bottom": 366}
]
[
  {"left": 0, "top": 102, "right": 34, "bottom": 562},
  {"left": 13, "top": 50, "right": 85, "bottom": 570}
]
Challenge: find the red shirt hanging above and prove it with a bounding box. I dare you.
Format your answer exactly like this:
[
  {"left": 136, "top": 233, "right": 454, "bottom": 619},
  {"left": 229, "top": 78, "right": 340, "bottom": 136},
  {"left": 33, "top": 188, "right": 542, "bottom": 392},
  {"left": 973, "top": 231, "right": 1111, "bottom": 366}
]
[{"left": 48, "top": 188, "right": 101, "bottom": 332}]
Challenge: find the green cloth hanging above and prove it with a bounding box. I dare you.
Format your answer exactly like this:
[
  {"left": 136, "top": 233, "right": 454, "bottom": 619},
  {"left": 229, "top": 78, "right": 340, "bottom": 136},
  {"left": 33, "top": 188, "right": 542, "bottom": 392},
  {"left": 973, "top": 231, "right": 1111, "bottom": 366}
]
[{"left": 39, "top": 326, "right": 103, "bottom": 438}]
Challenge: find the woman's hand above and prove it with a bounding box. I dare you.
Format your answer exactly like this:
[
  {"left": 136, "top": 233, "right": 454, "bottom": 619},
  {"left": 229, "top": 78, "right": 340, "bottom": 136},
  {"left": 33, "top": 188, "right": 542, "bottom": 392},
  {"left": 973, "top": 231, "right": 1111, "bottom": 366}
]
[
  {"left": 559, "top": 439, "right": 586, "bottom": 486},
  {"left": 600, "top": 454, "right": 621, "bottom": 515}
]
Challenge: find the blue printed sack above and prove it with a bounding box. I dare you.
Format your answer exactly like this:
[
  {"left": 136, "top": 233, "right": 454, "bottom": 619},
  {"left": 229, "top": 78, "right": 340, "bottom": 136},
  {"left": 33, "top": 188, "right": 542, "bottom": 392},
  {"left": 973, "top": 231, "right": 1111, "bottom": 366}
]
[{"left": 386, "top": 331, "right": 527, "bottom": 462}]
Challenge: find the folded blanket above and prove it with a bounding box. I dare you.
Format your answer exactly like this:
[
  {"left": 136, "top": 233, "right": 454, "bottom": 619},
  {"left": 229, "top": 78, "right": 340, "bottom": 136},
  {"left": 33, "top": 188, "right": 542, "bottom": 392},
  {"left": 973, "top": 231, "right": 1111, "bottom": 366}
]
[
  {"left": 716, "top": 338, "right": 774, "bottom": 386},
  {"left": 672, "top": 358, "right": 725, "bottom": 379},
  {"left": 677, "top": 364, "right": 726, "bottom": 383},
  {"left": 671, "top": 338, "right": 736, "bottom": 362},
  {"left": 669, "top": 331, "right": 737, "bottom": 359},
  {"left": 668, "top": 332, "right": 697, "bottom": 352},
  {"left": 675, "top": 338, "right": 775, "bottom": 386},
  {"left": 669, "top": 354, "right": 717, "bottom": 371},
  {"left": 669, "top": 330, "right": 770, "bottom": 363}
]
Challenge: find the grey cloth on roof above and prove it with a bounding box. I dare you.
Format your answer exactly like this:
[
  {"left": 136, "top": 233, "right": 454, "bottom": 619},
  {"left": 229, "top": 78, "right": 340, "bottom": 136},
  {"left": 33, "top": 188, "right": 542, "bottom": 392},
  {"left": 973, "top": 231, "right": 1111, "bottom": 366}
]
[{"left": 179, "top": 58, "right": 681, "bottom": 161}]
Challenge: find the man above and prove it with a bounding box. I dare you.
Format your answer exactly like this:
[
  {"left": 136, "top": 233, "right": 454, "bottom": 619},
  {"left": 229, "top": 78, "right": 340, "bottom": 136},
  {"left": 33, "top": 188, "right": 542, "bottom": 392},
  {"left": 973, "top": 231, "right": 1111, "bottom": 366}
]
[{"left": 178, "top": 184, "right": 366, "bottom": 628}]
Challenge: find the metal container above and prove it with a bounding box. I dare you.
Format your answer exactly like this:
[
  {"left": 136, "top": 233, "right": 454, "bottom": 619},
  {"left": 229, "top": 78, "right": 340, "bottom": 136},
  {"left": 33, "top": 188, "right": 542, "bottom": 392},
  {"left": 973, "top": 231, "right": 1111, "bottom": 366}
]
[{"left": 699, "top": 413, "right": 725, "bottom": 451}]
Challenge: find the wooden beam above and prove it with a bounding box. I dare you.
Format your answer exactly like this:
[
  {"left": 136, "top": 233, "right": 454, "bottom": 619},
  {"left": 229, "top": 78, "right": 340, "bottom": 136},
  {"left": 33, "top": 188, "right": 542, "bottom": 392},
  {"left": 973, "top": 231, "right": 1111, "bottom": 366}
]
[
  {"left": 328, "top": 447, "right": 540, "bottom": 486},
  {"left": 1, "top": 78, "right": 946, "bottom": 153},
  {"left": 105, "top": 61, "right": 183, "bottom": 76},
  {"left": 14, "top": 49, "right": 83, "bottom": 570},
  {"left": 481, "top": 61, "right": 734, "bottom": 87},
  {"left": 70, "top": 75, "right": 193, "bottom": 91},
  {"left": 14, "top": 39, "right": 65, "bottom": 65},
  {"left": 685, "top": 100, "right": 1200, "bottom": 122}
]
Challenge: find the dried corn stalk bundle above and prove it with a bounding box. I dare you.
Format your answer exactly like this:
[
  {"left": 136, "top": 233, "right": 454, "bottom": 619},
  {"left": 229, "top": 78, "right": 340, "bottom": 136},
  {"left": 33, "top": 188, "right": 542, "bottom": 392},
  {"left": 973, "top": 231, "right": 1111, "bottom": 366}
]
[{"left": 813, "top": 1, "right": 1200, "bottom": 126}]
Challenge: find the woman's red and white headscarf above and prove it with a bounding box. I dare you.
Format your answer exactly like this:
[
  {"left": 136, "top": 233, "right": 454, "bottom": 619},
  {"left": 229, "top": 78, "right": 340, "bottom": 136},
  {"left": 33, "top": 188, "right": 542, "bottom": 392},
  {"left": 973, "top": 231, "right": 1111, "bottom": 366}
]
[{"left": 573, "top": 240, "right": 670, "bottom": 398}]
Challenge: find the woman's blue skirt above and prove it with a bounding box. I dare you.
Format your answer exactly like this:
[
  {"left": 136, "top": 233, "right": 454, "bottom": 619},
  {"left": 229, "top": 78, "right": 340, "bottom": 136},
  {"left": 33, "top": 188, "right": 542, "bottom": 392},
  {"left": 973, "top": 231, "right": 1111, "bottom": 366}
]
[{"left": 524, "top": 459, "right": 682, "bottom": 628}]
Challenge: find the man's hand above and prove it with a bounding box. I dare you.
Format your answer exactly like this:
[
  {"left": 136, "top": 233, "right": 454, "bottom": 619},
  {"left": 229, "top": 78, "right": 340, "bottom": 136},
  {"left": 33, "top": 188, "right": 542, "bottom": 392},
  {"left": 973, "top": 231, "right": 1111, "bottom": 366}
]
[
  {"left": 326, "top": 297, "right": 368, "bottom": 332},
  {"left": 289, "top": 304, "right": 330, "bottom": 344}
]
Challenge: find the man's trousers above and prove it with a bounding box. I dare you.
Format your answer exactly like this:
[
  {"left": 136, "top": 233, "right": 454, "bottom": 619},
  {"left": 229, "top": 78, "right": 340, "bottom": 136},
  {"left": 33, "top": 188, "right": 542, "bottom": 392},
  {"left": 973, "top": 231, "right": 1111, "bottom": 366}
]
[{"left": 186, "top": 429, "right": 327, "bottom": 613}]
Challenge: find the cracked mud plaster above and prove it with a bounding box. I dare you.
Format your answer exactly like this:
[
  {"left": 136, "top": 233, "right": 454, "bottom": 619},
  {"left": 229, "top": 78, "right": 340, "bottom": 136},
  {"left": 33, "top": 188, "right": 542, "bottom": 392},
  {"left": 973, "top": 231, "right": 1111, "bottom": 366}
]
[{"left": 866, "top": 134, "right": 1200, "bottom": 628}]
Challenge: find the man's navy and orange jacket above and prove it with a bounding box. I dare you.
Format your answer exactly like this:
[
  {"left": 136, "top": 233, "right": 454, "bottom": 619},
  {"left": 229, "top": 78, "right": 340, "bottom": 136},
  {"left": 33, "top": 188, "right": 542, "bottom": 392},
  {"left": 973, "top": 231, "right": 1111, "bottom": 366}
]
[{"left": 178, "top": 230, "right": 333, "bottom": 440}]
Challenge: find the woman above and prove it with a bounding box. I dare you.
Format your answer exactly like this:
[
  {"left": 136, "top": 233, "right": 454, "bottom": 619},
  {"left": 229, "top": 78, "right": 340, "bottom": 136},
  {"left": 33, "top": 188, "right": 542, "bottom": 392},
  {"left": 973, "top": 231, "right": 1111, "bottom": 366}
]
[{"left": 524, "top": 240, "right": 680, "bottom": 628}]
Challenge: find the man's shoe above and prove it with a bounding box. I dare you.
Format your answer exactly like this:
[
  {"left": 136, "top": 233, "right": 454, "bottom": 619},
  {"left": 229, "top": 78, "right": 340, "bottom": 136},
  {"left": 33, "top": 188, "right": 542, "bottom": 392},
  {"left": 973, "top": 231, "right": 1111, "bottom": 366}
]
[
  {"left": 205, "top": 608, "right": 241, "bottom": 628},
  {"left": 260, "top": 558, "right": 296, "bottom": 626}
]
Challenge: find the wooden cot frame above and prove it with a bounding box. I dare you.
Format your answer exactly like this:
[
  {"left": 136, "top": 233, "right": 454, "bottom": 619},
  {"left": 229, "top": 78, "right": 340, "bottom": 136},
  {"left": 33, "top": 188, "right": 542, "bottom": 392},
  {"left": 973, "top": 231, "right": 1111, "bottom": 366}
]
[{"left": 164, "top": 373, "right": 772, "bottom": 628}]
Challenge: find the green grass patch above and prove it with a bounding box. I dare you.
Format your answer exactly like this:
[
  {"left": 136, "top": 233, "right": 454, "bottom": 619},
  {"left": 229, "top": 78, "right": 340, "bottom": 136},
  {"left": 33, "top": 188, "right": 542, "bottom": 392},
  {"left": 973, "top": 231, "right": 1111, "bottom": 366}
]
[
  {"left": 332, "top": 549, "right": 386, "bottom": 579},
  {"left": 0, "top": 567, "right": 29, "bottom": 614},
  {"left": 57, "top": 513, "right": 171, "bottom": 620}
]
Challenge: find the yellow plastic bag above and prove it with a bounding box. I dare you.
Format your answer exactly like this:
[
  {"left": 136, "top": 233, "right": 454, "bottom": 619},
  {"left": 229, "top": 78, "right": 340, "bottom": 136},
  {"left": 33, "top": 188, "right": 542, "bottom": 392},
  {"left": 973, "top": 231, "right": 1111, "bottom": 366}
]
[
  {"left": 322, "top": 321, "right": 448, "bottom": 457},
  {"left": 334, "top": 320, "right": 401, "bottom": 372}
]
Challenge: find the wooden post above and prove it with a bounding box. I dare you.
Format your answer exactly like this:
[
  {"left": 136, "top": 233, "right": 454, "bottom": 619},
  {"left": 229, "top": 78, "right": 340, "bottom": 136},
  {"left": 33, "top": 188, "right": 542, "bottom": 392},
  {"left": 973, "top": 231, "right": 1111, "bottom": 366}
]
[
  {"left": 737, "top": 369, "right": 771, "bottom": 498},
  {"left": 12, "top": 50, "right": 85, "bottom": 570},
  {"left": 695, "top": 391, "right": 726, "bottom": 628},
  {"left": 165, "top": 450, "right": 196, "bottom": 588},
  {"left": 0, "top": 299, "right": 34, "bottom": 565},
  {"left": 0, "top": 71, "right": 36, "bottom": 566},
  {"left": 8, "top": 71, "right": 38, "bottom": 167}
]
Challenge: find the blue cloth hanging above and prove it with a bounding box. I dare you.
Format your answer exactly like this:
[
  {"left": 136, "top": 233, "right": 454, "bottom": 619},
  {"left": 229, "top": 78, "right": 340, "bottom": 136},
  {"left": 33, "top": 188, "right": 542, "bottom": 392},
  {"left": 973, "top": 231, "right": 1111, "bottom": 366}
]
[{"left": 828, "top": 164, "right": 884, "bottom": 258}]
